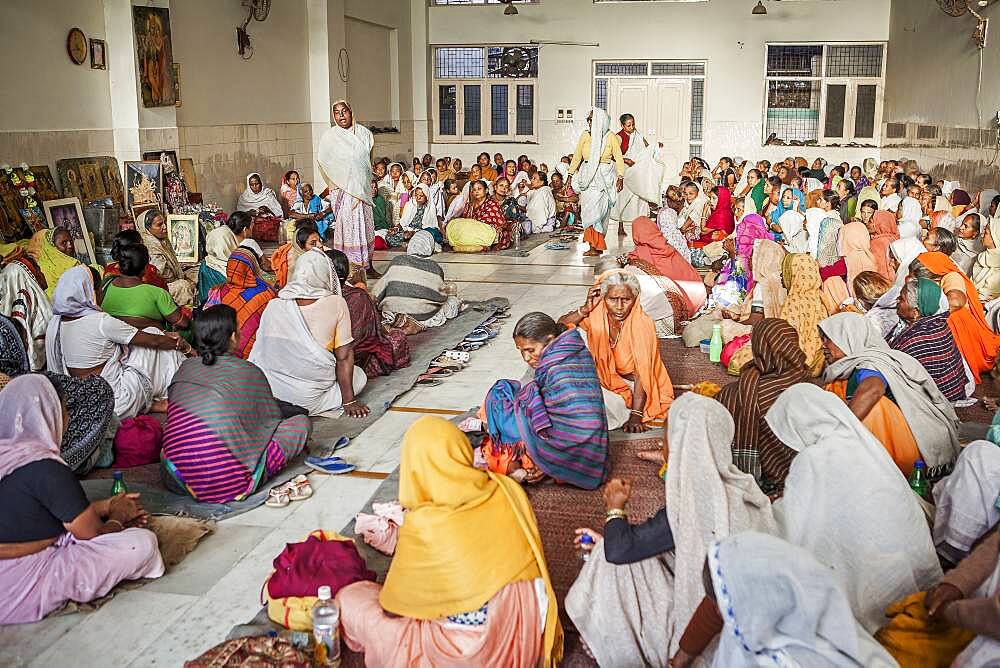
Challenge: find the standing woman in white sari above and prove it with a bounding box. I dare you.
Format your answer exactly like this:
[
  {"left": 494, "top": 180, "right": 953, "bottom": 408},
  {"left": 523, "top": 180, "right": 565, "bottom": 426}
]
[
  {"left": 567, "top": 108, "right": 625, "bottom": 257},
  {"left": 611, "top": 113, "right": 649, "bottom": 236},
  {"left": 318, "top": 100, "right": 378, "bottom": 279}
]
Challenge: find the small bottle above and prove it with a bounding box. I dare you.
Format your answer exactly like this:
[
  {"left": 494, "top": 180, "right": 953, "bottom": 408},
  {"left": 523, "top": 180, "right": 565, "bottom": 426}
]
[
  {"left": 708, "top": 324, "right": 723, "bottom": 363},
  {"left": 111, "top": 471, "right": 127, "bottom": 496},
  {"left": 578, "top": 534, "right": 595, "bottom": 562},
  {"left": 908, "top": 459, "right": 929, "bottom": 500},
  {"left": 312, "top": 586, "right": 341, "bottom": 667},
  {"left": 512, "top": 222, "right": 522, "bottom": 249}
]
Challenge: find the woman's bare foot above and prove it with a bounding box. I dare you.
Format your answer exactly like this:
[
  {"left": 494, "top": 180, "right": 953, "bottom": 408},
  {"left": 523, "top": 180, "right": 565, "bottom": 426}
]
[
  {"left": 583, "top": 248, "right": 602, "bottom": 257},
  {"left": 149, "top": 398, "right": 168, "bottom": 413},
  {"left": 636, "top": 449, "right": 665, "bottom": 464}
]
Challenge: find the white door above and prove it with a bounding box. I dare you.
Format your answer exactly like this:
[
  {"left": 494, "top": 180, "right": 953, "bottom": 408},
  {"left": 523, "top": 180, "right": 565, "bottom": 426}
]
[{"left": 608, "top": 78, "right": 690, "bottom": 186}]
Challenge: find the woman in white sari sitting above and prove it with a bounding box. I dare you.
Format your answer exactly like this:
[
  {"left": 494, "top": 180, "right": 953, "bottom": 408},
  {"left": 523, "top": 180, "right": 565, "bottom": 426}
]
[
  {"left": 249, "top": 249, "right": 369, "bottom": 418},
  {"left": 45, "top": 266, "right": 190, "bottom": 420}
]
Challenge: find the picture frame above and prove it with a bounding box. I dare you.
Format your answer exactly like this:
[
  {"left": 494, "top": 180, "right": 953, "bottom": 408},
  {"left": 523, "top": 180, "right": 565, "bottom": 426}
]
[
  {"left": 132, "top": 6, "right": 176, "bottom": 108},
  {"left": 142, "top": 150, "right": 178, "bottom": 175},
  {"left": 124, "top": 160, "right": 163, "bottom": 210},
  {"left": 130, "top": 203, "right": 159, "bottom": 226},
  {"left": 42, "top": 197, "right": 96, "bottom": 265},
  {"left": 173, "top": 62, "right": 181, "bottom": 108},
  {"left": 179, "top": 158, "right": 197, "bottom": 192},
  {"left": 90, "top": 38, "right": 106, "bottom": 70},
  {"left": 167, "top": 214, "right": 199, "bottom": 264}
]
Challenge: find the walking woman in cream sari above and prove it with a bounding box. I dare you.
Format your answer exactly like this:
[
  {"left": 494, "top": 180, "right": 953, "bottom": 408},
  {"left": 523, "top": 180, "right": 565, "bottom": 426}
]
[
  {"left": 610, "top": 113, "right": 651, "bottom": 235},
  {"left": 318, "top": 100, "right": 378, "bottom": 277},
  {"left": 567, "top": 107, "right": 625, "bottom": 257}
]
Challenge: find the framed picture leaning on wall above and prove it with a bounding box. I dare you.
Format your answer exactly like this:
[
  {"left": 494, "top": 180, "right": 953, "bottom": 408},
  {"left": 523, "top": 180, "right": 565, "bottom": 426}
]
[
  {"left": 167, "top": 213, "right": 198, "bottom": 264},
  {"left": 124, "top": 160, "right": 163, "bottom": 210},
  {"left": 42, "top": 197, "right": 96, "bottom": 264}
]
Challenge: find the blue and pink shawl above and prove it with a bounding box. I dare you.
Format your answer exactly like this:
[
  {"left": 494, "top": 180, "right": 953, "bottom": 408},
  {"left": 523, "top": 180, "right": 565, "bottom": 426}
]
[{"left": 485, "top": 328, "right": 609, "bottom": 489}]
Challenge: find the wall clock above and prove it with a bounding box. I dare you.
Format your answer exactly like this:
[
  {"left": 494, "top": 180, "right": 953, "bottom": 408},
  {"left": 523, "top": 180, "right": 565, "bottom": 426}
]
[{"left": 67, "top": 28, "right": 87, "bottom": 65}]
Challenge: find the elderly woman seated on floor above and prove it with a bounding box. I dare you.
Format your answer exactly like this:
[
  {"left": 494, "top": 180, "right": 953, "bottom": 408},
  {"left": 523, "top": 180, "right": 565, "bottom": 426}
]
[
  {"left": 371, "top": 232, "right": 461, "bottom": 330},
  {"left": 250, "top": 249, "right": 369, "bottom": 418},
  {"left": 478, "top": 312, "right": 609, "bottom": 488},
  {"left": 558, "top": 269, "right": 674, "bottom": 433},
  {"left": 0, "top": 374, "right": 165, "bottom": 625},
  {"left": 160, "top": 305, "right": 311, "bottom": 504},
  {"left": 336, "top": 416, "right": 563, "bottom": 666},
  {"left": 445, "top": 180, "right": 512, "bottom": 252}
]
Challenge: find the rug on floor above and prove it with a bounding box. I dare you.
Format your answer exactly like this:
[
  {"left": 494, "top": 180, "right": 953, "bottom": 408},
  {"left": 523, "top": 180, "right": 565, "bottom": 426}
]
[{"left": 81, "top": 299, "right": 507, "bottom": 521}]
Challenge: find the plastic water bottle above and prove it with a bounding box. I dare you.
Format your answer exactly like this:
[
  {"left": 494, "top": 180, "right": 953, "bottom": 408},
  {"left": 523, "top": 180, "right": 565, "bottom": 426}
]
[
  {"left": 578, "top": 534, "right": 595, "bottom": 562},
  {"left": 312, "top": 586, "right": 341, "bottom": 667},
  {"left": 111, "top": 471, "right": 127, "bottom": 496},
  {"left": 512, "top": 222, "right": 522, "bottom": 249},
  {"left": 708, "top": 324, "right": 723, "bottom": 363},
  {"left": 908, "top": 460, "right": 929, "bottom": 500}
]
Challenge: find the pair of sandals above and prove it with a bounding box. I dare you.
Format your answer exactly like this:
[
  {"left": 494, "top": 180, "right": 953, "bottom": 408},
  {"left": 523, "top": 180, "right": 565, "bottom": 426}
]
[
  {"left": 265, "top": 474, "right": 313, "bottom": 508},
  {"left": 417, "top": 351, "right": 470, "bottom": 386}
]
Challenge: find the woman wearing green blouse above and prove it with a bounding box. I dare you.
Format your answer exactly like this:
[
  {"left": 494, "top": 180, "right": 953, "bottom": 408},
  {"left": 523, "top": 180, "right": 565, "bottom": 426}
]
[{"left": 101, "top": 244, "right": 190, "bottom": 332}]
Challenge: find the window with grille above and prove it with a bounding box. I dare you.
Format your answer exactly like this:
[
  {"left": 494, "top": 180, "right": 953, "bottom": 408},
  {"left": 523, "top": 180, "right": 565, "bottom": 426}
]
[
  {"left": 433, "top": 46, "right": 538, "bottom": 142},
  {"left": 764, "top": 43, "right": 884, "bottom": 146}
]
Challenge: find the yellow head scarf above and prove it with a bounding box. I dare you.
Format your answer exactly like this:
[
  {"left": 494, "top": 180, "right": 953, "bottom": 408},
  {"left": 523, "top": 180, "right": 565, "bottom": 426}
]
[
  {"left": 380, "top": 416, "right": 563, "bottom": 666},
  {"left": 780, "top": 253, "right": 830, "bottom": 376},
  {"left": 28, "top": 229, "right": 80, "bottom": 298}
]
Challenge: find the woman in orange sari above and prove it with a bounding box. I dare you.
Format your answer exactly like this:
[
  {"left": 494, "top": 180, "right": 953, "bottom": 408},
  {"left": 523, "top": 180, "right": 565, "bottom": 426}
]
[
  {"left": 912, "top": 251, "right": 1000, "bottom": 383},
  {"left": 559, "top": 270, "right": 673, "bottom": 433},
  {"left": 868, "top": 210, "right": 900, "bottom": 281}
]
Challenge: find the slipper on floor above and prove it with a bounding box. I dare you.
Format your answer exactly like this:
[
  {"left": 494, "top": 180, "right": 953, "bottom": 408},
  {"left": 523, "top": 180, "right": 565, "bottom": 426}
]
[
  {"left": 545, "top": 243, "right": 570, "bottom": 251},
  {"left": 304, "top": 456, "right": 356, "bottom": 475},
  {"left": 455, "top": 341, "right": 484, "bottom": 352},
  {"left": 423, "top": 367, "right": 455, "bottom": 378},
  {"left": 278, "top": 474, "right": 313, "bottom": 501},
  {"left": 442, "top": 349, "right": 471, "bottom": 363},
  {"left": 430, "top": 355, "right": 465, "bottom": 370},
  {"left": 458, "top": 416, "right": 483, "bottom": 432},
  {"left": 415, "top": 376, "right": 443, "bottom": 386},
  {"left": 265, "top": 488, "right": 290, "bottom": 508}
]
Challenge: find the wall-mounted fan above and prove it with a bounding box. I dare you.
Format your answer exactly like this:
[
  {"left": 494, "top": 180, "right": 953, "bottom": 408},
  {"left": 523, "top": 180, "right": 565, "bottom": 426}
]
[
  {"left": 937, "top": 0, "right": 969, "bottom": 16},
  {"left": 237, "top": 0, "right": 271, "bottom": 60}
]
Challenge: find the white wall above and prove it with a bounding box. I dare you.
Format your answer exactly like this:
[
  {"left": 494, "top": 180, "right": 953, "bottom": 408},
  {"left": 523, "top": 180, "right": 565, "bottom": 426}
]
[
  {"left": 346, "top": 17, "right": 393, "bottom": 125},
  {"left": 427, "top": 0, "right": 891, "bottom": 167},
  {"left": 0, "top": 0, "right": 113, "bottom": 132}
]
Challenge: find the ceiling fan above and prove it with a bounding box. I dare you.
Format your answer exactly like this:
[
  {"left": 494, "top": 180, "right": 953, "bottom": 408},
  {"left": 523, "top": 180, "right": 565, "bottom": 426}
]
[
  {"left": 936, "top": 0, "right": 990, "bottom": 48},
  {"left": 499, "top": 0, "right": 518, "bottom": 16},
  {"left": 236, "top": 0, "right": 271, "bottom": 60}
]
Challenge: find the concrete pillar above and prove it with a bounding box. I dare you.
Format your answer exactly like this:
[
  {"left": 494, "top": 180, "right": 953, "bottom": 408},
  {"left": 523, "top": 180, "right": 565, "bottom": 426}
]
[
  {"left": 410, "top": 1, "right": 429, "bottom": 155},
  {"left": 306, "top": 0, "right": 332, "bottom": 186},
  {"left": 103, "top": 0, "right": 142, "bottom": 169}
]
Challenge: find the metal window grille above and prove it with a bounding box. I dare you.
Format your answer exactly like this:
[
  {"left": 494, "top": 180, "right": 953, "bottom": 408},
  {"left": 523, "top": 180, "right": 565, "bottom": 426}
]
[
  {"left": 594, "top": 62, "right": 648, "bottom": 76},
  {"left": 651, "top": 62, "right": 705, "bottom": 76},
  {"left": 595, "top": 79, "right": 608, "bottom": 111},
  {"left": 690, "top": 79, "right": 704, "bottom": 142},
  {"left": 463, "top": 85, "right": 482, "bottom": 135},
  {"left": 766, "top": 45, "right": 822, "bottom": 77},
  {"left": 491, "top": 85, "right": 508, "bottom": 135},
  {"left": 438, "top": 85, "right": 457, "bottom": 135},
  {"left": 435, "top": 48, "right": 485, "bottom": 78},
  {"left": 885, "top": 122, "right": 906, "bottom": 139},
  {"left": 689, "top": 144, "right": 702, "bottom": 158},
  {"left": 853, "top": 84, "right": 877, "bottom": 138},
  {"left": 487, "top": 47, "right": 538, "bottom": 78},
  {"left": 516, "top": 85, "right": 534, "bottom": 135},
  {"left": 766, "top": 80, "right": 820, "bottom": 143},
  {"left": 826, "top": 45, "right": 883, "bottom": 78},
  {"left": 824, "top": 83, "right": 847, "bottom": 137},
  {"left": 917, "top": 125, "right": 938, "bottom": 140}
]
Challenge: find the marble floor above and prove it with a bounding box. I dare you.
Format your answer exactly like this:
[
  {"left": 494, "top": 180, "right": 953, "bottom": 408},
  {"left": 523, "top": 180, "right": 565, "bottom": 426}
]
[{"left": 0, "top": 227, "right": 636, "bottom": 667}]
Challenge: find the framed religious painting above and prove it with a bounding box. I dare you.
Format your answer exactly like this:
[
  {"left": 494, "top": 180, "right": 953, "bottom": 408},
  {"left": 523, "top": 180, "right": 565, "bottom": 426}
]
[
  {"left": 28, "top": 165, "right": 61, "bottom": 202},
  {"left": 57, "top": 157, "right": 111, "bottom": 204},
  {"left": 42, "top": 197, "right": 96, "bottom": 264},
  {"left": 95, "top": 157, "right": 126, "bottom": 213},
  {"left": 167, "top": 214, "right": 198, "bottom": 264},
  {"left": 142, "top": 150, "right": 179, "bottom": 175},
  {"left": 132, "top": 6, "right": 176, "bottom": 108},
  {"left": 124, "top": 160, "right": 163, "bottom": 210},
  {"left": 90, "top": 38, "right": 107, "bottom": 70}
]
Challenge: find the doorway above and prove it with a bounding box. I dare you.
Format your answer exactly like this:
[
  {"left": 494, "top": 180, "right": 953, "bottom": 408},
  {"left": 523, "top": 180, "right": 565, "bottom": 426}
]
[{"left": 607, "top": 77, "right": 691, "bottom": 185}]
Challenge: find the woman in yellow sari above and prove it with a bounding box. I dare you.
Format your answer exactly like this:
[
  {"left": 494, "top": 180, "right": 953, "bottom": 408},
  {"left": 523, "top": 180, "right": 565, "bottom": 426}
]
[
  {"left": 336, "top": 416, "right": 562, "bottom": 667},
  {"left": 780, "top": 253, "right": 830, "bottom": 376},
  {"left": 28, "top": 228, "right": 79, "bottom": 298}
]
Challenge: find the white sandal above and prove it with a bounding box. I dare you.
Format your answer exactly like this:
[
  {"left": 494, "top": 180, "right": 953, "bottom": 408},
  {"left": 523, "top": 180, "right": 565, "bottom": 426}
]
[
  {"left": 265, "top": 488, "right": 290, "bottom": 508},
  {"left": 443, "top": 350, "right": 471, "bottom": 363}
]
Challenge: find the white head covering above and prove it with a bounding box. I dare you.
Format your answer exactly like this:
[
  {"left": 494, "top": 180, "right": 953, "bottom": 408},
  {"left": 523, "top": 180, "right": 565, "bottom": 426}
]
[
  {"left": 0, "top": 374, "right": 66, "bottom": 482},
  {"left": 380, "top": 162, "right": 407, "bottom": 193},
  {"left": 236, "top": 173, "right": 284, "bottom": 218},
  {"left": 898, "top": 197, "right": 922, "bottom": 225},
  {"left": 708, "top": 532, "right": 898, "bottom": 668},
  {"left": 317, "top": 100, "right": 374, "bottom": 205},
  {"left": 880, "top": 192, "right": 902, "bottom": 212},
  {"left": 804, "top": 207, "right": 827, "bottom": 257},
  {"left": 204, "top": 225, "right": 237, "bottom": 275},
  {"left": 942, "top": 180, "right": 961, "bottom": 197},
  {"left": 399, "top": 184, "right": 438, "bottom": 232},
  {"left": 979, "top": 189, "right": 999, "bottom": 217},
  {"left": 889, "top": 237, "right": 925, "bottom": 285},
  {"left": 136, "top": 208, "right": 183, "bottom": 279},
  {"left": 278, "top": 248, "right": 340, "bottom": 300},
  {"left": 44, "top": 265, "right": 103, "bottom": 375},
  {"left": 765, "top": 383, "right": 943, "bottom": 632},
  {"left": 665, "top": 393, "right": 776, "bottom": 655},
  {"left": 406, "top": 230, "right": 436, "bottom": 258},
  {"left": 778, "top": 210, "right": 808, "bottom": 253},
  {"left": 932, "top": 440, "right": 1000, "bottom": 563},
  {"left": 573, "top": 107, "right": 611, "bottom": 191}
]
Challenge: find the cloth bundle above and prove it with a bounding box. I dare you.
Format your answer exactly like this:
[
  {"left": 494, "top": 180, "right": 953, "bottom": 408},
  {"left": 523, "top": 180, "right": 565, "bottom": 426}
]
[{"left": 354, "top": 501, "right": 406, "bottom": 555}]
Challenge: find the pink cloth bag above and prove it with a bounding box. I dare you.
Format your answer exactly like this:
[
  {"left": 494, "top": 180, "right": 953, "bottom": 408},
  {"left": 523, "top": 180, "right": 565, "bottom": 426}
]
[
  {"left": 112, "top": 415, "right": 163, "bottom": 468},
  {"left": 354, "top": 502, "right": 405, "bottom": 555}
]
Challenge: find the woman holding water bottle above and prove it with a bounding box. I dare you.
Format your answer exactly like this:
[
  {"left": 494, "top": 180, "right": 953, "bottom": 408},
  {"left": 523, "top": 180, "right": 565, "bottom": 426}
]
[{"left": 0, "top": 374, "right": 164, "bottom": 624}]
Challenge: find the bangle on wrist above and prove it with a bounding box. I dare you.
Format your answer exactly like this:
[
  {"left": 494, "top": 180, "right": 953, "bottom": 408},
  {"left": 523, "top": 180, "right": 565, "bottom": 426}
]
[
  {"left": 605, "top": 509, "right": 627, "bottom": 522},
  {"left": 106, "top": 519, "right": 124, "bottom": 531},
  {"left": 629, "top": 409, "right": 644, "bottom": 417}
]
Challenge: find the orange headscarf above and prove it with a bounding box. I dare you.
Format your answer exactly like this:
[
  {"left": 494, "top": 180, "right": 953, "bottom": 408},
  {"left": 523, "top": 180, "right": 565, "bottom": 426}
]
[
  {"left": 580, "top": 271, "right": 674, "bottom": 421},
  {"left": 917, "top": 251, "right": 1000, "bottom": 382},
  {"left": 868, "top": 211, "right": 899, "bottom": 281},
  {"left": 840, "top": 221, "right": 878, "bottom": 294},
  {"left": 627, "top": 216, "right": 706, "bottom": 313}
]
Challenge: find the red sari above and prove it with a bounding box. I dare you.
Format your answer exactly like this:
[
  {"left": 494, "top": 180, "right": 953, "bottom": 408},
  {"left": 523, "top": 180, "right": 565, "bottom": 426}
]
[
  {"left": 464, "top": 198, "right": 511, "bottom": 249},
  {"left": 695, "top": 187, "right": 734, "bottom": 246}
]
